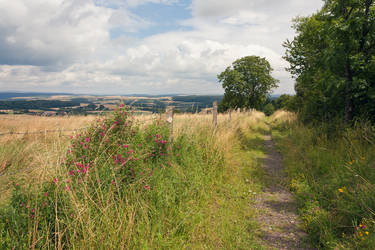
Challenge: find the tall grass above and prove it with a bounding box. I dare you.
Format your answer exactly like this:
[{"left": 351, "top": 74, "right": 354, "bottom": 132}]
[
  {"left": 0, "top": 115, "right": 96, "bottom": 204},
  {"left": 0, "top": 108, "right": 268, "bottom": 249},
  {"left": 271, "top": 110, "right": 375, "bottom": 249}
]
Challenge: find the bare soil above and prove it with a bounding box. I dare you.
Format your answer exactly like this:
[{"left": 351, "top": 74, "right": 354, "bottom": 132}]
[{"left": 254, "top": 135, "right": 314, "bottom": 250}]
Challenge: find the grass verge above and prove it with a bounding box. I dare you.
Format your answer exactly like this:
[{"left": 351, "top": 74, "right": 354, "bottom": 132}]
[
  {"left": 271, "top": 110, "right": 375, "bottom": 249},
  {"left": 0, "top": 108, "right": 268, "bottom": 249}
]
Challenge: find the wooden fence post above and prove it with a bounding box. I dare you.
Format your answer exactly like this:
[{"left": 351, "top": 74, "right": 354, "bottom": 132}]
[
  {"left": 166, "top": 106, "right": 174, "bottom": 143},
  {"left": 213, "top": 101, "right": 217, "bottom": 127}
]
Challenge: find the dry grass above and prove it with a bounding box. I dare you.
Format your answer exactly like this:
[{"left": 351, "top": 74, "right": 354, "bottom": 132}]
[
  {"left": 0, "top": 115, "right": 96, "bottom": 203},
  {"left": 270, "top": 110, "right": 297, "bottom": 124}
]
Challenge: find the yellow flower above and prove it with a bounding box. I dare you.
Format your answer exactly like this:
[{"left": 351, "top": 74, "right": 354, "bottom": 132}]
[
  {"left": 338, "top": 188, "right": 344, "bottom": 193},
  {"left": 359, "top": 232, "right": 363, "bottom": 237},
  {"left": 365, "top": 231, "right": 369, "bottom": 235}
]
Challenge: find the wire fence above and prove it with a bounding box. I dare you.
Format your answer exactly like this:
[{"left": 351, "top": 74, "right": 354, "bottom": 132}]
[
  {"left": 0, "top": 104, "right": 222, "bottom": 138},
  {"left": 0, "top": 127, "right": 90, "bottom": 137},
  {"left": 0, "top": 117, "right": 159, "bottom": 137}
]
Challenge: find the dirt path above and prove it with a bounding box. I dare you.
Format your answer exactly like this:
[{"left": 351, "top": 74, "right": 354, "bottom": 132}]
[{"left": 254, "top": 135, "right": 313, "bottom": 249}]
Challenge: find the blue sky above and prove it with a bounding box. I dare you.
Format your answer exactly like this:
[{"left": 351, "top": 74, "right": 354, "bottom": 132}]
[
  {"left": 111, "top": 1, "right": 192, "bottom": 39},
  {"left": 0, "top": 0, "right": 324, "bottom": 95}
]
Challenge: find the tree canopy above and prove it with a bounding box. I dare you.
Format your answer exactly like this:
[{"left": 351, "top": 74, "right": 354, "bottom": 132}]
[
  {"left": 284, "top": 0, "right": 375, "bottom": 123},
  {"left": 218, "top": 56, "right": 279, "bottom": 111}
]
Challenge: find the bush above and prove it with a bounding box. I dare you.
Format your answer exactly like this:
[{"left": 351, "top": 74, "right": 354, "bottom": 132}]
[{"left": 0, "top": 105, "right": 172, "bottom": 248}]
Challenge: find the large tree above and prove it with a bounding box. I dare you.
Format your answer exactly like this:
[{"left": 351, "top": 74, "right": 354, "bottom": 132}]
[
  {"left": 218, "top": 56, "right": 279, "bottom": 111},
  {"left": 284, "top": 0, "right": 375, "bottom": 123}
]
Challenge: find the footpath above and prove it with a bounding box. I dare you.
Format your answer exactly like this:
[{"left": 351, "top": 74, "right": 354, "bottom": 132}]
[{"left": 255, "top": 134, "right": 314, "bottom": 249}]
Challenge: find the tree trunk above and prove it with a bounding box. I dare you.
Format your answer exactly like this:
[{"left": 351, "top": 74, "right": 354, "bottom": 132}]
[{"left": 345, "top": 57, "right": 353, "bottom": 123}]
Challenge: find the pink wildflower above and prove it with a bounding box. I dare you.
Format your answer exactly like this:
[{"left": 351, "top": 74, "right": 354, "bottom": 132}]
[
  {"left": 123, "top": 144, "right": 129, "bottom": 148},
  {"left": 144, "top": 185, "right": 150, "bottom": 190},
  {"left": 44, "top": 192, "right": 48, "bottom": 197},
  {"left": 65, "top": 185, "right": 70, "bottom": 191},
  {"left": 85, "top": 137, "right": 90, "bottom": 142}
]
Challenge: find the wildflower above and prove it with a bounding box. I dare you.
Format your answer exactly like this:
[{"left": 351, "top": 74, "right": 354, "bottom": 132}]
[
  {"left": 112, "top": 180, "right": 115, "bottom": 184},
  {"left": 44, "top": 192, "right": 48, "bottom": 197},
  {"left": 20, "top": 202, "right": 24, "bottom": 207},
  {"left": 65, "top": 185, "right": 70, "bottom": 191},
  {"left": 53, "top": 178, "right": 58, "bottom": 184},
  {"left": 123, "top": 144, "right": 129, "bottom": 148},
  {"left": 31, "top": 208, "right": 35, "bottom": 213},
  {"left": 366, "top": 231, "right": 369, "bottom": 235},
  {"left": 85, "top": 137, "right": 90, "bottom": 142},
  {"left": 338, "top": 188, "right": 344, "bottom": 193},
  {"left": 119, "top": 104, "right": 125, "bottom": 108},
  {"left": 144, "top": 185, "right": 150, "bottom": 190}
]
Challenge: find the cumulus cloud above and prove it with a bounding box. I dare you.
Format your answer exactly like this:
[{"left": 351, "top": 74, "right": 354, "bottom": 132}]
[{"left": 0, "top": 0, "right": 324, "bottom": 95}]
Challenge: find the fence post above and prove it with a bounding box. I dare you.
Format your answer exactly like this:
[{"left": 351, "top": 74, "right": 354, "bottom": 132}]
[
  {"left": 166, "top": 106, "right": 174, "bottom": 143},
  {"left": 212, "top": 101, "right": 217, "bottom": 127}
]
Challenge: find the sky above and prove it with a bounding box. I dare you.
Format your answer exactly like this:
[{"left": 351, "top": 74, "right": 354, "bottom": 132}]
[{"left": 0, "top": 0, "right": 324, "bottom": 95}]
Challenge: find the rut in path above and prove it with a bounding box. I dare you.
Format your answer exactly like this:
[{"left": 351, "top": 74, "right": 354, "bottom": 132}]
[{"left": 254, "top": 134, "right": 314, "bottom": 250}]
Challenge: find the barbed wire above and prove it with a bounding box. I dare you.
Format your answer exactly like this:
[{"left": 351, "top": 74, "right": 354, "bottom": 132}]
[
  {"left": 0, "top": 116, "right": 161, "bottom": 137},
  {"left": 0, "top": 127, "right": 90, "bottom": 137}
]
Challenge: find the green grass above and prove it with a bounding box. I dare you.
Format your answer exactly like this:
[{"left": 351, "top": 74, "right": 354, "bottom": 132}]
[
  {"left": 0, "top": 107, "right": 269, "bottom": 249},
  {"left": 271, "top": 115, "right": 375, "bottom": 249}
]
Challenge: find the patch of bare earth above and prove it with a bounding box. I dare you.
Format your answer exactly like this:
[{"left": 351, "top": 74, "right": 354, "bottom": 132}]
[{"left": 254, "top": 135, "right": 314, "bottom": 250}]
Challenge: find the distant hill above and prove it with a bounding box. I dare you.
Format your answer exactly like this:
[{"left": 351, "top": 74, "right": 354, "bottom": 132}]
[{"left": 0, "top": 92, "right": 74, "bottom": 100}]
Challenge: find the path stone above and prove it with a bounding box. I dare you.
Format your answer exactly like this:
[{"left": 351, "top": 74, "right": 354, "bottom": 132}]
[{"left": 254, "top": 135, "right": 314, "bottom": 250}]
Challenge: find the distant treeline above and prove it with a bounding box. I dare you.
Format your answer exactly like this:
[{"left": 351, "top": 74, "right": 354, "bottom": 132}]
[{"left": 0, "top": 100, "right": 80, "bottom": 110}]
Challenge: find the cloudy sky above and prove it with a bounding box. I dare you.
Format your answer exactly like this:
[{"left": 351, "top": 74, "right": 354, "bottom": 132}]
[{"left": 0, "top": 0, "right": 323, "bottom": 95}]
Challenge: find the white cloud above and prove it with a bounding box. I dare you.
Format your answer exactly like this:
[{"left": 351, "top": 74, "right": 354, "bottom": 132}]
[{"left": 0, "top": 0, "right": 324, "bottom": 95}]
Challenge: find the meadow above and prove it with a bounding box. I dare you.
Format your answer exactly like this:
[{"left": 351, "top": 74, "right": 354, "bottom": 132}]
[
  {"left": 0, "top": 108, "right": 269, "bottom": 249},
  {"left": 2, "top": 108, "right": 374, "bottom": 249}
]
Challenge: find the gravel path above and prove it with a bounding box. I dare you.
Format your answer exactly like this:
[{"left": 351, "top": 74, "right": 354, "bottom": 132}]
[{"left": 254, "top": 135, "right": 314, "bottom": 250}]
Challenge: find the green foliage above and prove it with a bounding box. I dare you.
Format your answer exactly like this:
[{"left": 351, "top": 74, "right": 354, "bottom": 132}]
[
  {"left": 272, "top": 119, "right": 375, "bottom": 249},
  {"left": 263, "top": 103, "right": 275, "bottom": 116},
  {"left": 284, "top": 0, "right": 375, "bottom": 124},
  {"left": 218, "top": 56, "right": 279, "bottom": 111}
]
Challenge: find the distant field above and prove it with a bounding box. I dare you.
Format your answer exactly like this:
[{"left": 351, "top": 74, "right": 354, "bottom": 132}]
[{"left": 0, "top": 93, "right": 223, "bottom": 115}]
